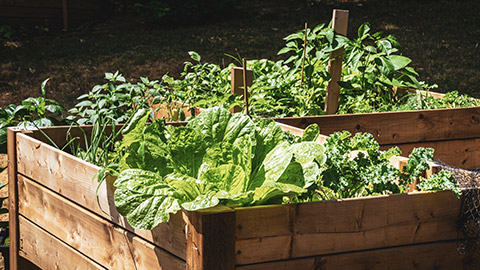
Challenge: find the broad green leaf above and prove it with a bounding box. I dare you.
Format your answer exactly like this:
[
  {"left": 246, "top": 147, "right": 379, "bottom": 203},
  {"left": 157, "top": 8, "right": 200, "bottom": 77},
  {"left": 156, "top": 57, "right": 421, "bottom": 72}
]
[
  {"left": 182, "top": 191, "right": 219, "bottom": 211},
  {"left": 200, "top": 164, "right": 248, "bottom": 194},
  {"left": 114, "top": 169, "right": 181, "bottom": 230},
  {"left": 387, "top": 55, "right": 412, "bottom": 70},
  {"left": 291, "top": 141, "right": 325, "bottom": 165},
  {"left": 263, "top": 141, "right": 293, "bottom": 182},
  {"left": 168, "top": 127, "right": 206, "bottom": 178}
]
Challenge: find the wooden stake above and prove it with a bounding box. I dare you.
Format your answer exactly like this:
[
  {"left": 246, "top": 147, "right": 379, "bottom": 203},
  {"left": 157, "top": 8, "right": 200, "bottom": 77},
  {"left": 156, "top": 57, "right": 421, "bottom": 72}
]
[
  {"left": 300, "top": 22, "right": 308, "bottom": 88},
  {"left": 242, "top": 58, "right": 249, "bottom": 116},
  {"left": 324, "top": 9, "right": 349, "bottom": 114},
  {"left": 230, "top": 67, "right": 253, "bottom": 113}
]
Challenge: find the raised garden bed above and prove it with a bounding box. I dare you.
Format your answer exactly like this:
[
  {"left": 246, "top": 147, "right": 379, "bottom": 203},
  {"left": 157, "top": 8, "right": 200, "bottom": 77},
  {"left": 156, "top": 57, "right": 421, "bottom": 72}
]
[
  {"left": 275, "top": 106, "right": 480, "bottom": 170},
  {"left": 8, "top": 124, "right": 463, "bottom": 269}
]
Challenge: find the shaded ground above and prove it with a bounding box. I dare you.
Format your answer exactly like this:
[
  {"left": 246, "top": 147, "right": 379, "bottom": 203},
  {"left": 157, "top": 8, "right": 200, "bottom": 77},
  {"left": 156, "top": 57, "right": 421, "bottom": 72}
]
[{"left": 1, "top": 0, "right": 480, "bottom": 108}]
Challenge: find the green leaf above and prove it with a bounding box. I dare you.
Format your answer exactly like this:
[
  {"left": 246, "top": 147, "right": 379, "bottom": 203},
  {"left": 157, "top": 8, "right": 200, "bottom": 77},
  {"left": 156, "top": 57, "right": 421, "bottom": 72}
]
[
  {"left": 387, "top": 55, "right": 412, "bottom": 70},
  {"left": 114, "top": 169, "right": 181, "bottom": 230},
  {"left": 277, "top": 47, "right": 294, "bottom": 55},
  {"left": 291, "top": 141, "right": 325, "bottom": 165},
  {"left": 200, "top": 164, "right": 248, "bottom": 195},
  {"left": 188, "top": 51, "right": 201, "bottom": 62},
  {"left": 168, "top": 127, "right": 207, "bottom": 178},
  {"left": 357, "top": 23, "right": 371, "bottom": 39},
  {"left": 301, "top": 124, "right": 320, "bottom": 142}
]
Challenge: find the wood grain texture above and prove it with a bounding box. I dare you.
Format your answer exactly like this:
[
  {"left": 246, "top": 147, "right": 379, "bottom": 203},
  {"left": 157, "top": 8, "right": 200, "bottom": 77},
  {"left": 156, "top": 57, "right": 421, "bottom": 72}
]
[
  {"left": 381, "top": 137, "right": 480, "bottom": 169},
  {"left": 231, "top": 67, "right": 253, "bottom": 113},
  {"left": 236, "top": 240, "right": 463, "bottom": 270},
  {"left": 234, "top": 191, "right": 460, "bottom": 265},
  {"left": 16, "top": 132, "right": 187, "bottom": 259},
  {"left": 324, "top": 9, "right": 349, "bottom": 114},
  {"left": 184, "top": 205, "right": 236, "bottom": 270},
  {"left": 19, "top": 216, "right": 106, "bottom": 270},
  {"left": 275, "top": 106, "right": 480, "bottom": 145},
  {"left": 7, "top": 127, "right": 23, "bottom": 270},
  {"left": 18, "top": 175, "right": 186, "bottom": 270}
]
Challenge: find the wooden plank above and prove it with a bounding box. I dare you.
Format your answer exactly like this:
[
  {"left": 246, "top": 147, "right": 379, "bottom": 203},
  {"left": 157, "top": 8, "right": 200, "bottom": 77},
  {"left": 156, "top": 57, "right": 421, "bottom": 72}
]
[
  {"left": 236, "top": 240, "right": 463, "bottom": 270},
  {"left": 382, "top": 137, "right": 480, "bottom": 169},
  {"left": 292, "top": 191, "right": 459, "bottom": 258},
  {"left": 18, "top": 175, "right": 186, "bottom": 270},
  {"left": 275, "top": 106, "right": 480, "bottom": 145},
  {"left": 231, "top": 67, "right": 253, "bottom": 113},
  {"left": 7, "top": 127, "right": 24, "bottom": 270},
  {"left": 184, "top": 205, "right": 236, "bottom": 270},
  {"left": 324, "top": 9, "right": 349, "bottom": 114},
  {"left": 19, "top": 216, "right": 106, "bottom": 270},
  {"left": 234, "top": 191, "right": 460, "bottom": 265},
  {"left": 16, "top": 132, "right": 187, "bottom": 259}
]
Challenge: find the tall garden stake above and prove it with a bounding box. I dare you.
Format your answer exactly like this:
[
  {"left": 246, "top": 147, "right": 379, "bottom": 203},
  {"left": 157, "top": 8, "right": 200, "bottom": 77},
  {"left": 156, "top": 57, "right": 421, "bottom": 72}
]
[
  {"left": 300, "top": 22, "right": 308, "bottom": 88},
  {"left": 324, "top": 9, "right": 349, "bottom": 114},
  {"left": 242, "top": 58, "right": 249, "bottom": 116}
]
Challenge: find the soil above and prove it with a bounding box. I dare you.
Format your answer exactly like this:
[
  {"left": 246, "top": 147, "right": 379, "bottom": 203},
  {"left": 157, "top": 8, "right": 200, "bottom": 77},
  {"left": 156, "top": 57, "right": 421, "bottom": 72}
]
[{"left": 1, "top": 0, "right": 479, "bottom": 110}]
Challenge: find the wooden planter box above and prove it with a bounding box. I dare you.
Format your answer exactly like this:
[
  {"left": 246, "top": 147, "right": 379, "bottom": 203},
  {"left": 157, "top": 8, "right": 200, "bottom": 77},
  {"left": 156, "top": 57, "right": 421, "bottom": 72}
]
[
  {"left": 8, "top": 125, "right": 464, "bottom": 269},
  {"left": 276, "top": 106, "right": 480, "bottom": 170}
]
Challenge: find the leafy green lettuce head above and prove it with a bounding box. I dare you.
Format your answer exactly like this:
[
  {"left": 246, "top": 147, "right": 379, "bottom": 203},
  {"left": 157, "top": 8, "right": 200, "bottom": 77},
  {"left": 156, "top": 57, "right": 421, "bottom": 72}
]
[{"left": 113, "top": 107, "right": 325, "bottom": 229}]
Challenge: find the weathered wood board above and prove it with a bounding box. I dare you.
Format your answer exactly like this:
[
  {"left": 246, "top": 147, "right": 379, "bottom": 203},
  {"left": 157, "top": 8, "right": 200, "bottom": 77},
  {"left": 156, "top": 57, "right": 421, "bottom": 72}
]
[
  {"left": 9, "top": 125, "right": 466, "bottom": 269},
  {"left": 275, "top": 106, "right": 480, "bottom": 169}
]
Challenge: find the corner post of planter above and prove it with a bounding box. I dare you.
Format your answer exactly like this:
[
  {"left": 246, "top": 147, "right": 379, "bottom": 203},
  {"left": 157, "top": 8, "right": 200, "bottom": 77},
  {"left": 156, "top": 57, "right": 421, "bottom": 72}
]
[
  {"left": 324, "top": 9, "right": 349, "bottom": 114},
  {"left": 231, "top": 67, "right": 253, "bottom": 113},
  {"left": 7, "top": 127, "right": 23, "bottom": 270},
  {"left": 183, "top": 205, "right": 236, "bottom": 270}
]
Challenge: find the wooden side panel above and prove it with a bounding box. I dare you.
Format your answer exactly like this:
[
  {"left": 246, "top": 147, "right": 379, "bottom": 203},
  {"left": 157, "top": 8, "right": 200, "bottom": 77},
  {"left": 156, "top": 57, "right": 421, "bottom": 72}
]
[
  {"left": 292, "top": 191, "right": 459, "bottom": 258},
  {"left": 275, "top": 106, "right": 480, "bottom": 145},
  {"left": 184, "top": 206, "right": 236, "bottom": 270},
  {"left": 16, "top": 132, "right": 187, "bottom": 259},
  {"left": 236, "top": 240, "right": 463, "bottom": 270},
  {"left": 19, "top": 216, "right": 106, "bottom": 270},
  {"left": 18, "top": 175, "right": 186, "bottom": 270},
  {"left": 235, "top": 191, "right": 460, "bottom": 265},
  {"left": 383, "top": 137, "right": 480, "bottom": 169}
]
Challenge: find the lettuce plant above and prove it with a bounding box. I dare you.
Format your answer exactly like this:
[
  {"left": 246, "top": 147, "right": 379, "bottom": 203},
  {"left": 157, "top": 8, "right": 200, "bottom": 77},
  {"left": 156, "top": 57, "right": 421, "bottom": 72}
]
[{"left": 113, "top": 107, "right": 325, "bottom": 229}]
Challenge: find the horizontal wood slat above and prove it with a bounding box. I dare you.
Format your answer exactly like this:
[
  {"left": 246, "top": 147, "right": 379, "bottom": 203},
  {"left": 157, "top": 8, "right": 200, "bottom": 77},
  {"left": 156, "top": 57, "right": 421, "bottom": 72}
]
[
  {"left": 236, "top": 240, "right": 463, "bottom": 270},
  {"left": 381, "top": 137, "right": 480, "bottom": 169},
  {"left": 18, "top": 175, "right": 186, "bottom": 270},
  {"left": 16, "top": 132, "right": 187, "bottom": 259},
  {"left": 19, "top": 216, "right": 106, "bottom": 270},
  {"left": 275, "top": 106, "right": 480, "bottom": 145},
  {"left": 234, "top": 191, "right": 460, "bottom": 265}
]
